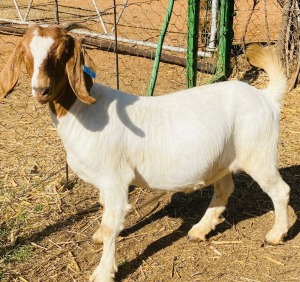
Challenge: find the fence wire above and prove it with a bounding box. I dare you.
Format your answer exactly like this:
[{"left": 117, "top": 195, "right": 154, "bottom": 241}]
[{"left": 234, "top": 0, "right": 300, "bottom": 91}]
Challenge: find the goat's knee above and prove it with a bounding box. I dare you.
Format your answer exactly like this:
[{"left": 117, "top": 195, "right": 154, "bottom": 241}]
[{"left": 92, "top": 226, "right": 103, "bottom": 245}]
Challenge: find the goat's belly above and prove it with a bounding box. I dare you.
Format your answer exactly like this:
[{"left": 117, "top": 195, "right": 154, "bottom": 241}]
[
  {"left": 132, "top": 166, "right": 230, "bottom": 192},
  {"left": 129, "top": 129, "right": 235, "bottom": 191}
]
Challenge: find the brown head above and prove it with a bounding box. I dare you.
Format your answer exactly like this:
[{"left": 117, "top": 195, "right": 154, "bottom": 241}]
[{"left": 0, "top": 24, "right": 96, "bottom": 115}]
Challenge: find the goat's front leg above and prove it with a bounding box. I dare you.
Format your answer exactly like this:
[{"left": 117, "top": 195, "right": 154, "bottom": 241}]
[
  {"left": 89, "top": 184, "right": 130, "bottom": 282},
  {"left": 188, "top": 173, "right": 234, "bottom": 241}
]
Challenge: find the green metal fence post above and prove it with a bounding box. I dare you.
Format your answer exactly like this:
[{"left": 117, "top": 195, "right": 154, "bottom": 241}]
[
  {"left": 187, "top": 0, "right": 200, "bottom": 88},
  {"left": 148, "top": 0, "right": 174, "bottom": 96},
  {"left": 214, "top": 0, "right": 234, "bottom": 81}
]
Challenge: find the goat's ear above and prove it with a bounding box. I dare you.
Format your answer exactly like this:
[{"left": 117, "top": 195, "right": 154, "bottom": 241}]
[
  {"left": 0, "top": 41, "right": 23, "bottom": 100},
  {"left": 66, "top": 40, "right": 96, "bottom": 104}
]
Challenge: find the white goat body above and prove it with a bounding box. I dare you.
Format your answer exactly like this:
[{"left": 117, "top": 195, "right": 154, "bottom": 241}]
[
  {"left": 55, "top": 81, "right": 274, "bottom": 191},
  {"left": 0, "top": 25, "right": 290, "bottom": 282}
]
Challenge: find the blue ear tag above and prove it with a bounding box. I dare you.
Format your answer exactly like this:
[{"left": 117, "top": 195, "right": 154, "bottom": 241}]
[{"left": 83, "top": 65, "right": 96, "bottom": 79}]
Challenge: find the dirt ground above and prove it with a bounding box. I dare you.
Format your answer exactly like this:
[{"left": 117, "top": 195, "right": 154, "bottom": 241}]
[{"left": 1, "top": 1, "right": 300, "bottom": 282}]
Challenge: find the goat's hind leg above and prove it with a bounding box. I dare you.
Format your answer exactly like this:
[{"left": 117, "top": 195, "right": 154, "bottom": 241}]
[
  {"left": 188, "top": 173, "right": 234, "bottom": 241},
  {"left": 246, "top": 166, "right": 290, "bottom": 245}
]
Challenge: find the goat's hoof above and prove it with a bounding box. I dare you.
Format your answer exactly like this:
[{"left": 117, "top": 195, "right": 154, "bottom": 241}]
[
  {"left": 264, "top": 230, "right": 286, "bottom": 245},
  {"left": 89, "top": 265, "right": 115, "bottom": 282},
  {"left": 89, "top": 274, "right": 114, "bottom": 282},
  {"left": 188, "top": 227, "right": 206, "bottom": 242},
  {"left": 262, "top": 239, "right": 284, "bottom": 247}
]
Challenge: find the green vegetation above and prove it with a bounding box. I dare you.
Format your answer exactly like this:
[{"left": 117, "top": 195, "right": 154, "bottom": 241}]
[{"left": 2, "top": 244, "right": 34, "bottom": 263}]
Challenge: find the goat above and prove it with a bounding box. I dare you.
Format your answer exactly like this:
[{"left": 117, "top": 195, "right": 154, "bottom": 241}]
[{"left": 0, "top": 24, "right": 291, "bottom": 282}]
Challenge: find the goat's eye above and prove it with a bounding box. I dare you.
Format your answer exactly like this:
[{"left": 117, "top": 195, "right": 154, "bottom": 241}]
[
  {"left": 43, "top": 55, "right": 56, "bottom": 72},
  {"left": 60, "top": 52, "right": 69, "bottom": 62}
]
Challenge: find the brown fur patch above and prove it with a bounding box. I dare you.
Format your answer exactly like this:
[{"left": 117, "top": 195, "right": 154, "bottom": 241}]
[{"left": 49, "top": 84, "right": 77, "bottom": 117}]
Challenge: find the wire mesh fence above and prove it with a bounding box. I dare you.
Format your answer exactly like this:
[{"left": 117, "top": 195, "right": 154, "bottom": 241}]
[
  {"left": 233, "top": 0, "right": 300, "bottom": 91},
  {"left": 0, "top": 0, "right": 221, "bottom": 95}
]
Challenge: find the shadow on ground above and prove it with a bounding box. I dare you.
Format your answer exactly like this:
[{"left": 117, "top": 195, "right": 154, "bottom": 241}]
[{"left": 116, "top": 164, "right": 300, "bottom": 280}]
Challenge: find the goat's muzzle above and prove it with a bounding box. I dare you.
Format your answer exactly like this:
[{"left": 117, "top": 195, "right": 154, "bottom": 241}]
[{"left": 32, "top": 86, "right": 51, "bottom": 104}]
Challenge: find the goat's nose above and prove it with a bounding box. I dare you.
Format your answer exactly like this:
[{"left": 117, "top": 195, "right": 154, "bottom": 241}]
[{"left": 33, "top": 87, "right": 49, "bottom": 96}]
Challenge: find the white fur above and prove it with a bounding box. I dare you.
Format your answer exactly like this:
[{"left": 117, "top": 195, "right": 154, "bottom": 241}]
[
  {"left": 29, "top": 33, "right": 54, "bottom": 97},
  {"left": 50, "top": 80, "right": 290, "bottom": 281},
  {"left": 12, "top": 30, "right": 290, "bottom": 282}
]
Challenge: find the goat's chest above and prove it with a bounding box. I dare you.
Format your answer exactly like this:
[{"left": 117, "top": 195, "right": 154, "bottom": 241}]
[{"left": 66, "top": 152, "right": 96, "bottom": 184}]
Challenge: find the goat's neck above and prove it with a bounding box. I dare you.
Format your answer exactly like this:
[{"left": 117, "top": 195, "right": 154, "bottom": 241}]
[{"left": 49, "top": 83, "right": 77, "bottom": 118}]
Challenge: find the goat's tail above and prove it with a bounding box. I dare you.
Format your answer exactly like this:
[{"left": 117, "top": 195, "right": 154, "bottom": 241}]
[{"left": 245, "top": 44, "right": 287, "bottom": 107}]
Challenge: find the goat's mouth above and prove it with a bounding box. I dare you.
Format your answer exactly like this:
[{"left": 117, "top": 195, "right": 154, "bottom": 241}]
[
  {"left": 32, "top": 87, "right": 52, "bottom": 104},
  {"left": 37, "top": 98, "right": 51, "bottom": 104}
]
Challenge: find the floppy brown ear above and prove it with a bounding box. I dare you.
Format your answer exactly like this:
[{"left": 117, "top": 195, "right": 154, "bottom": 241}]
[
  {"left": 0, "top": 41, "right": 23, "bottom": 100},
  {"left": 66, "top": 39, "right": 96, "bottom": 104}
]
